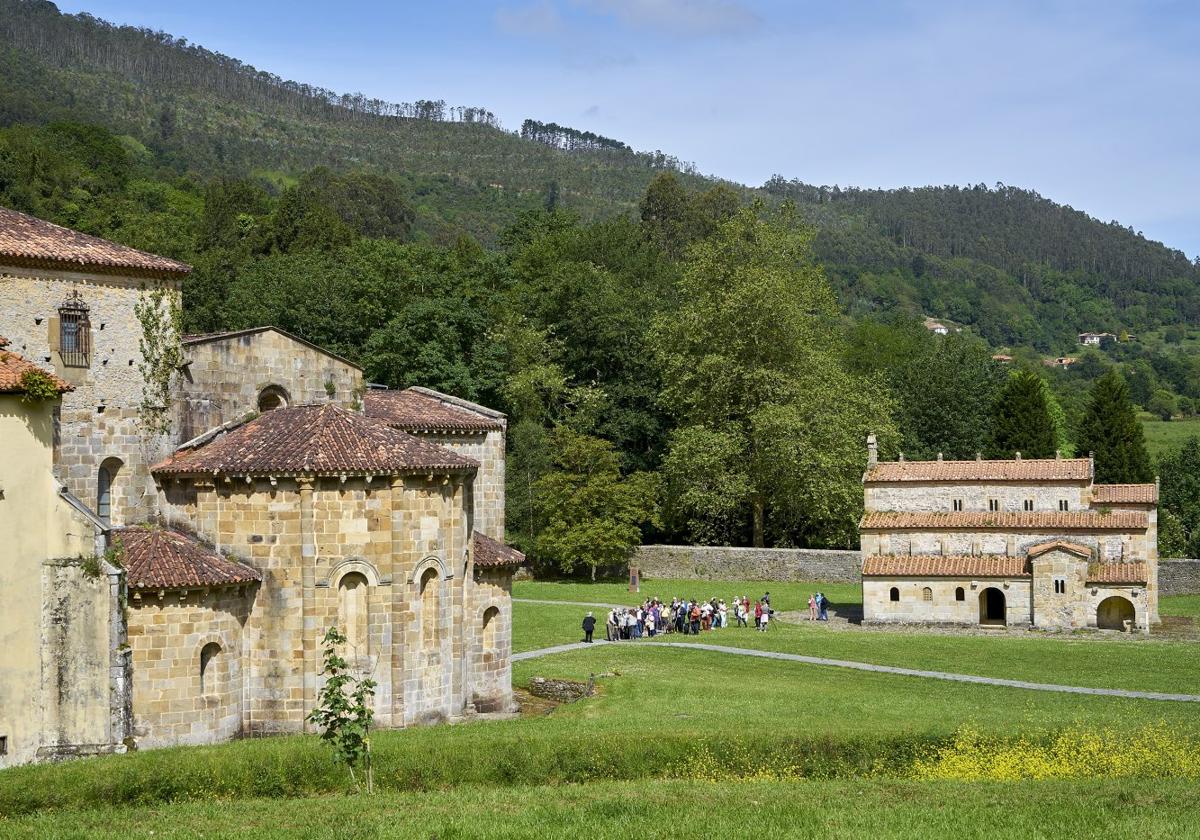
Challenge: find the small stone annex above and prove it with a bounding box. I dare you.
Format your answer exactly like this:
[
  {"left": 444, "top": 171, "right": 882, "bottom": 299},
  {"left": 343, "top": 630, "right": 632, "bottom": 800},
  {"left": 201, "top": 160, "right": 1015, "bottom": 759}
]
[
  {"left": 860, "top": 435, "right": 1159, "bottom": 631},
  {"left": 0, "top": 207, "right": 525, "bottom": 767}
]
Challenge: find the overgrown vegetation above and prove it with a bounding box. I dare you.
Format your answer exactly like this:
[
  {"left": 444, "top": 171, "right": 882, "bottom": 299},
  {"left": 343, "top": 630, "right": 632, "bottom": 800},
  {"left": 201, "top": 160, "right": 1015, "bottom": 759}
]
[{"left": 16, "top": 367, "right": 60, "bottom": 402}]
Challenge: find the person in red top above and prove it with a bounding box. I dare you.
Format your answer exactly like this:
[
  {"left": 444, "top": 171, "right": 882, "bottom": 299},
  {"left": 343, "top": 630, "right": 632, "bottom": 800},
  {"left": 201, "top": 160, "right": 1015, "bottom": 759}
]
[{"left": 754, "top": 600, "right": 763, "bottom": 630}]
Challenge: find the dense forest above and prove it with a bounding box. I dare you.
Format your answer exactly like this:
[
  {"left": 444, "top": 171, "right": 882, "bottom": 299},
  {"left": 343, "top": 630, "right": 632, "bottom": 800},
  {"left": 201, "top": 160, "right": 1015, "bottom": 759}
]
[{"left": 3, "top": 0, "right": 1200, "bottom": 565}]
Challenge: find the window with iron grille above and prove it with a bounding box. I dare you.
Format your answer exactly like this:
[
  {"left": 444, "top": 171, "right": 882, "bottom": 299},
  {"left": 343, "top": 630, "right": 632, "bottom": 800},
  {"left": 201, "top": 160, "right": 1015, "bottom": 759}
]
[{"left": 58, "top": 291, "right": 91, "bottom": 367}]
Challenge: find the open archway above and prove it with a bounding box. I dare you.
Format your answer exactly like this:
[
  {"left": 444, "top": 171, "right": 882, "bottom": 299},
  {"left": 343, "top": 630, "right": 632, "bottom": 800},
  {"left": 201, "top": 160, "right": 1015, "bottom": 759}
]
[
  {"left": 979, "top": 587, "right": 1006, "bottom": 626},
  {"left": 1096, "top": 596, "right": 1135, "bottom": 631},
  {"left": 257, "top": 384, "right": 290, "bottom": 412}
]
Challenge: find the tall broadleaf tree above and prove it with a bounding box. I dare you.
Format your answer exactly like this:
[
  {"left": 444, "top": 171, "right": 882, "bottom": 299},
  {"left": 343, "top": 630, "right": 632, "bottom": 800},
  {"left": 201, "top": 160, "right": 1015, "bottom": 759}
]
[
  {"left": 1076, "top": 370, "right": 1153, "bottom": 483},
  {"left": 651, "top": 203, "right": 895, "bottom": 548}
]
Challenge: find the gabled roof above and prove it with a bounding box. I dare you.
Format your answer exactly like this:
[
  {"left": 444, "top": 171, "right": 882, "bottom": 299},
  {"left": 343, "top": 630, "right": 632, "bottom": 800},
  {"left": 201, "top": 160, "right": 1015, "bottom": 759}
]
[
  {"left": 181, "top": 326, "right": 361, "bottom": 371},
  {"left": 1086, "top": 562, "right": 1147, "bottom": 584},
  {"left": 0, "top": 342, "right": 72, "bottom": 394},
  {"left": 1026, "top": 539, "right": 1094, "bottom": 560},
  {"left": 364, "top": 387, "right": 505, "bottom": 432},
  {"left": 473, "top": 531, "right": 526, "bottom": 569},
  {"left": 0, "top": 206, "right": 191, "bottom": 277},
  {"left": 860, "top": 510, "right": 1147, "bottom": 531},
  {"left": 866, "top": 458, "right": 1091, "bottom": 483},
  {"left": 1092, "top": 484, "right": 1158, "bottom": 505},
  {"left": 862, "top": 554, "right": 1030, "bottom": 578},
  {"left": 153, "top": 403, "right": 477, "bottom": 478},
  {"left": 114, "top": 527, "right": 260, "bottom": 591}
]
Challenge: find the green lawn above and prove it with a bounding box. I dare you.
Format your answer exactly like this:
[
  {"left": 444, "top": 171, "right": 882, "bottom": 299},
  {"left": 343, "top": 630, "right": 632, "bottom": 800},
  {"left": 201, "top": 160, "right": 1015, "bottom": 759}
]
[
  {"left": 514, "top": 578, "right": 863, "bottom": 612},
  {"left": 7, "top": 777, "right": 1199, "bottom": 839},
  {"left": 1140, "top": 412, "right": 1200, "bottom": 459},
  {"left": 5, "top": 578, "right": 1199, "bottom": 836}
]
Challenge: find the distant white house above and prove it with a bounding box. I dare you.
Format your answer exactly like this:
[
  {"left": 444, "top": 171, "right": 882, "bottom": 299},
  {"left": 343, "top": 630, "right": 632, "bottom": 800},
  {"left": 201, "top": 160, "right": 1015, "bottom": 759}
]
[
  {"left": 1079, "top": 332, "right": 1116, "bottom": 347},
  {"left": 924, "top": 317, "right": 950, "bottom": 335}
]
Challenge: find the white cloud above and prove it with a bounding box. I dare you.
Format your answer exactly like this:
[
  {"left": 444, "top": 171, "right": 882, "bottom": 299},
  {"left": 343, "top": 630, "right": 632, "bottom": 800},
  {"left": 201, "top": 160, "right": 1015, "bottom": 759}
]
[
  {"left": 576, "top": 0, "right": 761, "bottom": 36},
  {"left": 495, "top": 1, "right": 565, "bottom": 37}
]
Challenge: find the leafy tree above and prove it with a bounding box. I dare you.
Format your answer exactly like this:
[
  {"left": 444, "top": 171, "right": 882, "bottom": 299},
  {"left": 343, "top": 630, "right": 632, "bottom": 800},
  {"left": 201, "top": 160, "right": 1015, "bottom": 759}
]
[
  {"left": 652, "top": 204, "right": 895, "bottom": 547},
  {"left": 660, "top": 425, "right": 751, "bottom": 545},
  {"left": 1159, "top": 437, "right": 1200, "bottom": 557},
  {"left": 1148, "top": 388, "right": 1178, "bottom": 421},
  {"left": 1158, "top": 509, "right": 1188, "bottom": 559},
  {"left": 1076, "top": 370, "right": 1153, "bottom": 483},
  {"left": 988, "top": 368, "right": 1058, "bottom": 459},
  {"left": 308, "top": 627, "right": 376, "bottom": 794},
  {"left": 533, "top": 427, "right": 659, "bottom": 579}
]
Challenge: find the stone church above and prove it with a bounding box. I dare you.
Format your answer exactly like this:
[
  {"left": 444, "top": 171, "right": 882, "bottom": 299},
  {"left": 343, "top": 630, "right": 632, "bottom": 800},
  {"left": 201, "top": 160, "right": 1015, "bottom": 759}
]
[
  {"left": 0, "top": 207, "right": 523, "bottom": 767},
  {"left": 860, "top": 435, "right": 1158, "bottom": 631}
]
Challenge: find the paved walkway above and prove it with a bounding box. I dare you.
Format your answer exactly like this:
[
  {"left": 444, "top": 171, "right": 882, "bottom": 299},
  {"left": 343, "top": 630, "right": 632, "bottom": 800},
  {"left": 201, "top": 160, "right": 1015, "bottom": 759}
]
[{"left": 513, "top": 639, "right": 1200, "bottom": 703}]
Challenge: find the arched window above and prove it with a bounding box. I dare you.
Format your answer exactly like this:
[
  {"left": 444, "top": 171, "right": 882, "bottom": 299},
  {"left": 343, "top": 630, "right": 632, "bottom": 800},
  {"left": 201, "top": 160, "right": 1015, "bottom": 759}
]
[
  {"left": 922, "top": 586, "right": 933, "bottom": 602},
  {"left": 96, "top": 457, "right": 122, "bottom": 526},
  {"left": 338, "top": 572, "right": 370, "bottom": 660},
  {"left": 58, "top": 290, "right": 91, "bottom": 367},
  {"left": 420, "top": 566, "right": 440, "bottom": 650},
  {"left": 257, "top": 385, "right": 290, "bottom": 412},
  {"left": 199, "top": 642, "right": 221, "bottom": 695},
  {"left": 482, "top": 606, "right": 500, "bottom": 651},
  {"left": 889, "top": 587, "right": 900, "bottom": 602},
  {"left": 955, "top": 587, "right": 965, "bottom": 602}
]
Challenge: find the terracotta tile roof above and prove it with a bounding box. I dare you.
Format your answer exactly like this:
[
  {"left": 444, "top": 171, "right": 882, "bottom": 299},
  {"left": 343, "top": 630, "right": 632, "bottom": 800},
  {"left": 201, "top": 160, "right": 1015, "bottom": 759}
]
[
  {"left": 1086, "top": 562, "right": 1148, "bottom": 584},
  {"left": 473, "top": 531, "right": 526, "bottom": 569},
  {"left": 364, "top": 388, "right": 504, "bottom": 432},
  {"left": 0, "top": 206, "right": 191, "bottom": 277},
  {"left": 1026, "top": 539, "right": 1094, "bottom": 560},
  {"left": 114, "top": 527, "right": 260, "bottom": 591},
  {"left": 1092, "top": 484, "right": 1159, "bottom": 505},
  {"left": 860, "top": 510, "right": 1147, "bottom": 531},
  {"left": 862, "top": 554, "right": 1030, "bottom": 577},
  {"left": 0, "top": 346, "right": 71, "bottom": 394},
  {"left": 866, "top": 458, "right": 1091, "bottom": 483},
  {"left": 153, "top": 403, "right": 478, "bottom": 477}
]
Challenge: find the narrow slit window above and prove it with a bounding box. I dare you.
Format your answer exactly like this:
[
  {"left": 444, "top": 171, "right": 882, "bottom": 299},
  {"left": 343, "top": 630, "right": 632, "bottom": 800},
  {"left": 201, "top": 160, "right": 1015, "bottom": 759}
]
[
  {"left": 1024, "top": 499, "right": 1034, "bottom": 512},
  {"left": 988, "top": 499, "right": 999, "bottom": 512},
  {"left": 952, "top": 499, "right": 964, "bottom": 512}
]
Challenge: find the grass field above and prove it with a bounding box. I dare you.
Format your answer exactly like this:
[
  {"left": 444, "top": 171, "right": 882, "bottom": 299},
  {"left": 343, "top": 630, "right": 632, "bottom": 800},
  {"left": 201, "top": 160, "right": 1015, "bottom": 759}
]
[
  {"left": 1140, "top": 412, "right": 1200, "bottom": 459},
  {"left": 4, "top": 575, "right": 1199, "bottom": 837}
]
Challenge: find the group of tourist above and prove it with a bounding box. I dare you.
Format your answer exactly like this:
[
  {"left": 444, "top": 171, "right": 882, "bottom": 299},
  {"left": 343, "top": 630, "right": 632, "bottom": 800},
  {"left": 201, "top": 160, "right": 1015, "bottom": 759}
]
[
  {"left": 580, "top": 594, "right": 777, "bottom": 643},
  {"left": 579, "top": 590, "right": 837, "bottom": 642}
]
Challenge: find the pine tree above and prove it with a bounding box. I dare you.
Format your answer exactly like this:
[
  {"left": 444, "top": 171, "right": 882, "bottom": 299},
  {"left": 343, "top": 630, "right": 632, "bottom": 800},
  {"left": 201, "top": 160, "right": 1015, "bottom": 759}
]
[
  {"left": 1076, "top": 370, "right": 1153, "bottom": 484},
  {"left": 988, "top": 368, "right": 1057, "bottom": 459}
]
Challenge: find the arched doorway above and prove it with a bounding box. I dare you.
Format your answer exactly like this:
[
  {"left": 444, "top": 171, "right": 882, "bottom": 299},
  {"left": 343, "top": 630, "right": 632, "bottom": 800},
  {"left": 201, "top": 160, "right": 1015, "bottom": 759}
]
[
  {"left": 97, "top": 457, "right": 123, "bottom": 525},
  {"left": 979, "top": 587, "right": 1006, "bottom": 626},
  {"left": 1096, "top": 596, "right": 1135, "bottom": 630},
  {"left": 257, "top": 385, "right": 290, "bottom": 412}
]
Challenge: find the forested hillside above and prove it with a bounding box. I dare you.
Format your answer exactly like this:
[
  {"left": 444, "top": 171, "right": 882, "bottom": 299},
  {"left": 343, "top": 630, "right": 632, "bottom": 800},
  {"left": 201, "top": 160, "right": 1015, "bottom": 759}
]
[{"left": 4, "top": 0, "right": 1200, "bottom": 561}]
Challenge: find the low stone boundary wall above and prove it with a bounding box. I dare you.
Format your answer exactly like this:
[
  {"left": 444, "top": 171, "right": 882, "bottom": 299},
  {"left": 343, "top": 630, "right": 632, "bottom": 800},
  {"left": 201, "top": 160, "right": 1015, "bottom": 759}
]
[
  {"left": 1160, "top": 559, "right": 1200, "bottom": 596},
  {"left": 633, "top": 545, "right": 862, "bottom": 583}
]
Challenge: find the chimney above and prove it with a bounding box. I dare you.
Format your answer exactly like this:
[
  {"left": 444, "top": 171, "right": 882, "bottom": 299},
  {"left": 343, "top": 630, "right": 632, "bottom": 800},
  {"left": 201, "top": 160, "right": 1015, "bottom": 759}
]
[
  {"left": 866, "top": 434, "right": 878, "bottom": 468},
  {"left": 1089, "top": 451, "right": 1095, "bottom": 481},
  {"left": 976, "top": 452, "right": 982, "bottom": 462},
  {"left": 937, "top": 452, "right": 943, "bottom": 462},
  {"left": 1015, "top": 451, "right": 1022, "bottom": 460},
  {"left": 1055, "top": 450, "right": 1062, "bottom": 460},
  {"left": 898, "top": 452, "right": 905, "bottom": 463}
]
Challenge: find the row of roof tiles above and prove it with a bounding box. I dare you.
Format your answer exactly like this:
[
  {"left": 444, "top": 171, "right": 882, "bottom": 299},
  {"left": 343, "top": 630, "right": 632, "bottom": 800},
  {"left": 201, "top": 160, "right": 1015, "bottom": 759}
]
[
  {"left": 0, "top": 206, "right": 191, "bottom": 277},
  {"left": 866, "top": 457, "right": 1092, "bottom": 483},
  {"left": 115, "top": 527, "right": 524, "bottom": 591},
  {"left": 860, "top": 510, "right": 1148, "bottom": 531},
  {"left": 154, "top": 403, "right": 479, "bottom": 477},
  {"left": 0, "top": 337, "right": 72, "bottom": 394},
  {"left": 862, "top": 554, "right": 1147, "bottom": 583}
]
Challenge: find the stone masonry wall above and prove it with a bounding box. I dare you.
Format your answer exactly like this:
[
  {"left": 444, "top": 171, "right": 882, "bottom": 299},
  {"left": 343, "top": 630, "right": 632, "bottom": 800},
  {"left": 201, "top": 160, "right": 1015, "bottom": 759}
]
[
  {"left": 127, "top": 586, "right": 254, "bottom": 748},
  {"left": 1160, "top": 559, "right": 1200, "bottom": 595},
  {"left": 867, "top": 481, "right": 1090, "bottom": 513},
  {"left": 1, "top": 266, "right": 179, "bottom": 526},
  {"left": 178, "top": 330, "right": 362, "bottom": 442},
  {"left": 633, "top": 545, "right": 862, "bottom": 582},
  {"left": 417, "top": 429, "right": 506, "bottom": 541}
]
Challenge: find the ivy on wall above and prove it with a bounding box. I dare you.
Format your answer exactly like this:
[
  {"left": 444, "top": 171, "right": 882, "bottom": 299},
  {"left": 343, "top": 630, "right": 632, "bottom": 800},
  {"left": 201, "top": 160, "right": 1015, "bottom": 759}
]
[{"left": 134, "top": 283, "right": 184, "bottom": 437}]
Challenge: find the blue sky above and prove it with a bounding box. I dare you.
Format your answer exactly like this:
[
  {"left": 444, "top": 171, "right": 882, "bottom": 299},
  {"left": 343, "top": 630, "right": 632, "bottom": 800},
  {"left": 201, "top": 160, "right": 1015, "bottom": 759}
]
[{"left": 57, "top": 0, "right": 1200, "bottom": 257}]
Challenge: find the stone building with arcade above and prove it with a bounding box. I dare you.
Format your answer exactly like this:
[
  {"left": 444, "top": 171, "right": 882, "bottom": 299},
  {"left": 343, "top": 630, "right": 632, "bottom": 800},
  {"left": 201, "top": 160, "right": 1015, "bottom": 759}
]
[
  {"left": 0, "top": 207, "right": 523, "bottom": 767},
  {"left": 860, "top": 435, "right": 1159, "bottom": 631}
]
